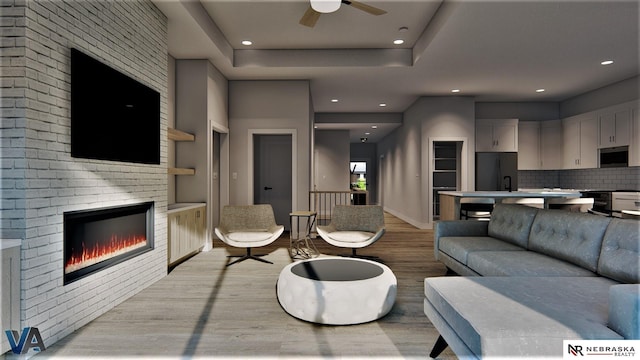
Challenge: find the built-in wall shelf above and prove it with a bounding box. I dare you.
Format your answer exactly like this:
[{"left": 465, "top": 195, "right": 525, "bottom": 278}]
[
  {"left": 168, "top": 128, "right": 195, "bottom": 176},
  {"left": 168, "top": 127, "right": 195, "bottom": 141},
  {"left": 168, "top": 167, "right": 195, "bottom": 175}
]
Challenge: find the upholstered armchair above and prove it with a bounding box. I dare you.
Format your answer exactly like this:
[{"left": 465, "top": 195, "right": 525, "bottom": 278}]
[
  {"left": 316, "top": 205, "right": 385, "bottom": 257},
  {"left": 214, "top": 204, "right": 284, "bottom": 266}
]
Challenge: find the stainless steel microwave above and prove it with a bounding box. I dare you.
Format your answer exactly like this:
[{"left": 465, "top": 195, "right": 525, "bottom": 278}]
[{"left": 599, "top": 146, "right": 629, "bottom": 168}]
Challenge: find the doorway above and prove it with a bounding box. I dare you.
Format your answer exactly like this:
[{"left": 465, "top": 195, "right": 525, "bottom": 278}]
[
  {"left": 253, "top": 134, "right": 293, "bottom": 229},
  {"left": 429, "top": 138, "right": 468, "bottom": 222}
]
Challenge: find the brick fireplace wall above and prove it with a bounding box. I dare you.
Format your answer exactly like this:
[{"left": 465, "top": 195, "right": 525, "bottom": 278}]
[{"left": 1, "top": 0, "right": 168, "bottom": 348}]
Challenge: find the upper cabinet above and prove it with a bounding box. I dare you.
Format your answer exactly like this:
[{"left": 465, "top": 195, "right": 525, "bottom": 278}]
[
  {"left": 517, "top": 121, "right": 540, "bottom": 170},
  {"left": 598, "top": 105, "right": 631, "bottom": 148},
  {"left": 562, "top": 113, "right": 597, "bottom": 169},
  {"left": 476, "top": 119, "right": 518, "bottom": 152},
  {"left": 539, "top": 120, "right": 563, "bottom": 170},
  {"left": 630, "top": 102, "right": 640, "bottom": 167},
  {"left": 518, "top": 120, "right": 563, "bottom": 170}
]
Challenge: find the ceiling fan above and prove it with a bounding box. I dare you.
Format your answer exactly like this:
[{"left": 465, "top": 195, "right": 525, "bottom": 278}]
[{"left": 299, "top": 0, "right": 387, "bottom": 28}]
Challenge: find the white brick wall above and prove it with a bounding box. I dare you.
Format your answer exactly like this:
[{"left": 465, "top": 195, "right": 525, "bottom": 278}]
[{"left": 1, "top": 0, "right": 168, "bottom": 348}]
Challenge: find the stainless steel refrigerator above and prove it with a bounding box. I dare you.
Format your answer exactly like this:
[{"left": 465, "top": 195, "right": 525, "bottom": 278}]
[{"left": 476, "top": 152, "right": 518, "bottom": 191}]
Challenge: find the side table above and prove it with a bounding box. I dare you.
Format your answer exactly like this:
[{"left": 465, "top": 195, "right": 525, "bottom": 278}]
[{"left": 289, "top": 211, "right": 318, "bottom": 259}]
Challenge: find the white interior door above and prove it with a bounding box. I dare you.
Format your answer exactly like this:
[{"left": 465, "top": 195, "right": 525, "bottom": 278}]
[{"left": 254, "top": 134, "right": 293, "bottom": 229}]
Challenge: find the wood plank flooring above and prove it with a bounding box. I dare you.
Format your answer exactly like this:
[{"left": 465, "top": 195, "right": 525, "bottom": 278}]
[{"left": 28, "top": 213, "right": 456, "bottom": 359}]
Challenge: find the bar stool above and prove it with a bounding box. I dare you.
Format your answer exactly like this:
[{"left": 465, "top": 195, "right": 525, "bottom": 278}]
[
  {"left": 501, "top": 198, "right": 544, "bottom": 209},
  {"left": 621, "top": 210, "right": 640, "bottom": 220},
  {"left": 459, "top": 198, "right": 495, "bottom": 220},
  {"left": 548, "top": 197, "right": 594, "bottom": 213}
]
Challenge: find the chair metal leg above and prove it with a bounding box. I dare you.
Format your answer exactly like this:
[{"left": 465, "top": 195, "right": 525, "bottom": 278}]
[
  {"left": 429, "top": 335, "right": 449, "bottom": 358},
  {"left": 226, "top": 248, "right": 273, "bottom": 267}
]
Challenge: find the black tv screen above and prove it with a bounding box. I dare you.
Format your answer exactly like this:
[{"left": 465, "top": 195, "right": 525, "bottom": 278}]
[{"left": 71, "top": 48, "right": 160, "bottom": 165}]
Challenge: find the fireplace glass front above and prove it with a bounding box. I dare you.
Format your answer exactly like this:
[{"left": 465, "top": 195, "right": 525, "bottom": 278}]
[{"left": 64, "top": 202, "right": 154, "bottom": 285}]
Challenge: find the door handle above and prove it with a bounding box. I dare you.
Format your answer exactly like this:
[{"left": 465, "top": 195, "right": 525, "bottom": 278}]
[{"left": 264, "top": 186, "right": 273, "bottom": 190}]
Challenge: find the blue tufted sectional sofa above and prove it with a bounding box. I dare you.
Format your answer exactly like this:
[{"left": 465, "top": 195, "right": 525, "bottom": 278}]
[{"left": 425, "top": 203, "right": 639, "bottom": 358}]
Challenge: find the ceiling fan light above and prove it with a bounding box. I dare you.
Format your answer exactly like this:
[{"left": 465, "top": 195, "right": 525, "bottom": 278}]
[{"left": 310, "top": 0, "right": 341, "bottom": 13}]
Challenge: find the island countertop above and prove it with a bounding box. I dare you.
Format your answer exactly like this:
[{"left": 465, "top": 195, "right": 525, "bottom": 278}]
[
  {"left": 438, "top": 190, "right": 582, "bottom": 220},
  {"left": 438, "top": 190, "right": 582, "bottom": 198}
]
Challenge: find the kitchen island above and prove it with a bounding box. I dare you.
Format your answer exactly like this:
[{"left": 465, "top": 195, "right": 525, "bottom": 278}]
[{"left": 438, "top": 190, "right": 582, "bottom": 220}]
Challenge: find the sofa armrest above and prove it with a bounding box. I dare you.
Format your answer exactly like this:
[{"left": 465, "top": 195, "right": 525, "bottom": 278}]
[
  {"left": 609, "top": 284, "right": 640, "bottom": 339},
  {"left": 434, "top": 221, "right": 489, "bottom": 260}
]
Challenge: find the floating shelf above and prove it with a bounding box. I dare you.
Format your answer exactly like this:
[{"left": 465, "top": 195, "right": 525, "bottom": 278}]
[
  {"left": 168, "top": 167, "right": 195, "bottom": 175},
  {"left": 168, "top": 127, "right": 195, "bottom": 142}
]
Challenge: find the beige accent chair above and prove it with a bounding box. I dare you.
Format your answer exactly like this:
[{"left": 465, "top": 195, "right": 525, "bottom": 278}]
[
  {"left": 316, "top": 205, "right": 385, "bottom": 257},
  {"left": 215, "top": 204, "right": 284, "bottom": 266}
]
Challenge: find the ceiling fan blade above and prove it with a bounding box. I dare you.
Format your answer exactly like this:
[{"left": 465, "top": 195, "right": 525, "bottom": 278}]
[
  {"left": 342, "top": 0, "right": 387, "bottom": 15},
  {"left": 300, "top": 6, "right": 321, "bottom": 27}
]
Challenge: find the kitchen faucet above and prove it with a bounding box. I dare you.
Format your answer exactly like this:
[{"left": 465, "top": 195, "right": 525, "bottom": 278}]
[{"left": 504, "top": 175, "right": 512, "bottom": 192}]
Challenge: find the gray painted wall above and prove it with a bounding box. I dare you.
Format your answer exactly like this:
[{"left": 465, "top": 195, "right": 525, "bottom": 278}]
[
  {"left": 560, "top": 76, "right": 639, "bottom": 118},
  {"left": 228, "top": 81, "right": 311, "bottom": 212},
  {"left": 314, "top": 130, "right": 350, "bottom": 191},
  {"left": 378, "top": 97, "right": 475, "bottom": 228}
]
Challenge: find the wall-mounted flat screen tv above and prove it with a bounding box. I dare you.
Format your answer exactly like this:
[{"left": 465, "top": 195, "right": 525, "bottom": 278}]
[{"left": 71, "top": 48, "right": 160, "bottom": 165}]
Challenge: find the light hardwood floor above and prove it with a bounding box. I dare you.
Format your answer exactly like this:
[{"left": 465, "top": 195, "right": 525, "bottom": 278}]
[{"left": 29, "top": 213, "right": 456, "bottom": 359}]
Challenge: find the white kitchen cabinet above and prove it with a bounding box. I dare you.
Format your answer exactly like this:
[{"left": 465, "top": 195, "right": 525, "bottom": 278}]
[
  {"left": 517, "top": 121, "right": 540, "bottom": 170},
  {"left": 168, "top": 204, "right": 206, "bottom": 266},
  {"left": 562, "top": 114, "right": 597, "bottom": 169},
  {"left": 540, "top": 120, "right": 563, "bottom": 170},
  {"left": 630, "top": 103, "right": 640, "bottom": 166},
  {"left": 598, "top": 105, "right": 631, "bottom": 148},
  {"left": 476, "top": 119, "right": 518, "bottom": 152}
]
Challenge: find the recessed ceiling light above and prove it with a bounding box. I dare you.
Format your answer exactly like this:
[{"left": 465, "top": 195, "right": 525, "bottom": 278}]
[
  {"left": 451, "top": 89, "right": 461, "bottom": 93},
  {"left": 536, "top": 88, "right": 545, "bottom": 93},
  {"left": 372, "top": 125, "right": 378, "bottom": 129},
  {"left": 331, "top": 99, "right": 339, "bottom": 103},
  {"left": 365, "top": 132, "right": 371, "bottom": 135},
  {"left": 379, "top": 103, "right": 387, "bottom": 107},
  {"left": 398, "top": 26, "right": 409, "bottom": 33},
  {"left": 601, "top": 60, "right": 614, "bottom": 65},
  {"left": 241, "top": 40, "right": 252, "bottom": 46},
  {"left": 393, "top": 39, "right": 404, "bottom": 45}
]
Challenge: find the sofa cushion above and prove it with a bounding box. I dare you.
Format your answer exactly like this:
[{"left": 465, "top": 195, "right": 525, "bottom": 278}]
[
  {"left": 467, "top": 251, "right": 598, "bottom": 277},
  {"left": 434, "top": 220, "right": 489, "bottom": 261},
  {"left": 488, "top": 204, "right": 539, "bottom": 248},
  {"left": 528, "top": 210, "right": 611, "bottom": 272},
  {"left": 424, "top": 276, "right": 622, "bottom": 358},
  {"left": 598, "top": 219, "right": 640, "bottom": 283},
  {"left": 609, "top": 284, "right": 640, "bottom": 339},
  {"left": 439, "top": 236, "right": 525, "bottom": 265}
]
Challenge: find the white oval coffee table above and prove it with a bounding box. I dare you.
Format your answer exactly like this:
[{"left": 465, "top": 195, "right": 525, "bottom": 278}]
[{"left": 276, "top": 257, "right": 397, "bottom": 325}]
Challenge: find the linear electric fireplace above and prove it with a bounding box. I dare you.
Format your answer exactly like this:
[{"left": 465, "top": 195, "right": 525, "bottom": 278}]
[{"left": 64, "top": 202, "right": 154, "bottom": 285}]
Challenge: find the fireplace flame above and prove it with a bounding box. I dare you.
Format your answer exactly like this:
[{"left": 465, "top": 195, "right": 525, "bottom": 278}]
[{"left": 65, "top": 234, "right": 147, "bottom": 274}]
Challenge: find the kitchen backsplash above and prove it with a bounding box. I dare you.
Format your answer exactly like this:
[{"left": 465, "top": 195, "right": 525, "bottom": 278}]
[{"left": 519, "top": 166, "right": 640, "bottom": 191}]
